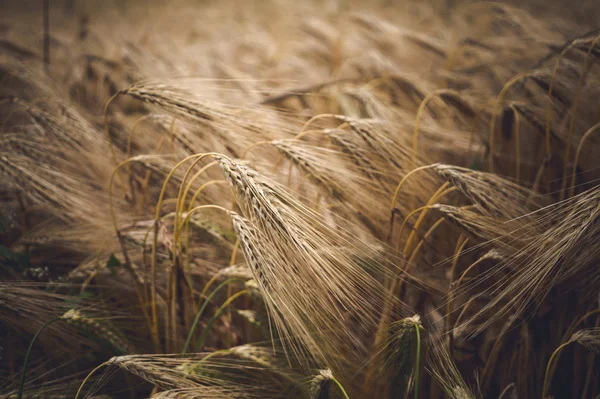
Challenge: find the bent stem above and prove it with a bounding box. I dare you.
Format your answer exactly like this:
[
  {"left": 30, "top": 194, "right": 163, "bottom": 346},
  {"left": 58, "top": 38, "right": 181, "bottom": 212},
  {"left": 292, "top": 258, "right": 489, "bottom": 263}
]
[
  {"left": 152, "top": 152, "right": 225, "bottom": 350},
  {"left": 195, "top": 289, "right": 250, "bottom": 350},
  {"left": 546, "top": 308, "right": 600, "bottom": 389},
  {"left": 331, "top": 376, "right": 351, "bottom": 399},
  {"left": 182, "top": 278, "right": 244, "bottom": 354},
  {"left": 569, "top": 122, "right": 600, "bottom": 197},
  {"left": 74, "top": 361, "right": 109, "bottom": 399},
  {"left": 390, "top": 164, "right": 439, "bottom": 214},
  {"left": 408, "top": 217, "right": 445, "bottom": 265},
  {"left": 396, "top": 205, "right": 438, "bottom": 254},
  {"left": 299, "top": 113, "right": 345, "bottom": 134},
  {"left": 413, "top": 90, "right": 450, "bottom": 168},
  {"left": 559, "top": 37, "right": 600, "bottom": 200},
  {"left": 403, "top": 184, "right": 455, "bottom": 258},
  {"left": 489, "top": 73, "right": 531, "bottom": 173},
  {"left": 542, "top": 341, "right": 572, "bottom": 399},
  {"left": 181, "top": 202, "right": 232, "bottom": 292},
  {"left": 508, "top": 104, "right": 521, "bottom": 185},
  {"left": 18, "top": 317, "right": 62, "bottom": 399}
]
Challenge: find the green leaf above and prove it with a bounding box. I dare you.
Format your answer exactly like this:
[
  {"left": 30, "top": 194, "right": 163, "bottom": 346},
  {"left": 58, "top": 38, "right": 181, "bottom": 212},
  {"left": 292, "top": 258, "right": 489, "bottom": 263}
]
[
  {"left": 79, "top": 290, "right": 93, "bottom": 299},
  {"left": 468, "top": 159, "right": 481, "bottom": 171},
  {"left": 106, "top": 254, "right": 122, "bottom": 275},
  {"left": 0, "top": 245, "right": 30, "bottom": 269}
]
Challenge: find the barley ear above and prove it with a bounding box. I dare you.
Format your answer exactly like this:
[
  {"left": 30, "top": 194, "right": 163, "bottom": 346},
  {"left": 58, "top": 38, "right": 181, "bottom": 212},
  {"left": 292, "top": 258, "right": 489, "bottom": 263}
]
[
  {"left": 62, "top": 309, "right": 131, "bottom": 354},
  {"left": 570, "top": 328, "right": 600, "bottom": 353},
  {"left": 310, "top": 369, "right": 333, "bottom": 399},
  {"left": 383, "top": 315, "right": 424, "bottom": 399},
  {"left": 310, "top": 369, "right": 349, "bottom": 399}
]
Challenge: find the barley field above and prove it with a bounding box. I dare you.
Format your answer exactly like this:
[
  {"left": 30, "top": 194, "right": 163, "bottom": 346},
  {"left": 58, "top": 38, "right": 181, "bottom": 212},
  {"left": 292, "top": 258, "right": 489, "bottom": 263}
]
[{"left": 1, "top": 1, "right": 600, "bottom": 398}]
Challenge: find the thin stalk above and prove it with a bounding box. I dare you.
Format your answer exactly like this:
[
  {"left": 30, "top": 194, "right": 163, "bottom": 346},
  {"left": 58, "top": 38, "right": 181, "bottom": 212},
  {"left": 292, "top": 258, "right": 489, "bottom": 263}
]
[
  {"left": 414, "top": 322, "right": 421, "bottom": 399},
  {"left": 195, "top": 290, "right": 250, "bottom": 350},
  {"left": 229, "top": 238, "right": 240, "bottom": 265},
  {"left": 569, "top": 122, "right": 600, "bottom": 197},
  {"left": 74, "top": 362, "right": 109, "bottom": 399},
  {"left": 182, "top": 278, "right": 244, "bottom": 354},
  {"left": 390, "top": 164, "right": 438, "bottom": 216},
  {"left": 403, "top": 184, "right": 455, "bottom": 257},
  {"left": 413, "top": 90, "right": 449, "bottom": 168},
  {"left": 508, "top": 104, "right": 521, "bottom": 185},
  {"left": 153, "top": 153, "right": 224, "bottom": 351},
  {"left": 331, "top": 376, "right": 351, "bottom": 399},
  {"left": 407, "top": 217, "right": 445, "bottom": 265},
  {"left": 241, "top": 140, "right": 273, "bottom": 159},
  {"left": 181, "top": 201, "right": 231, "bottom": 294},
  {"left": 299, "top": 113, "right": 344, "bottom": 134},
  {"left": 17, "top": 317, "right": 62, "bottom": 399},
  {"left": 542, "top": 341, "right": 572, "bottom": 399},
  {"left": 559, "top": 36, "right": 600, "bottom": 200},
  {"left": 489, "top": 73, "right": 532, "bottom": 173},
  {"left": 546, "top": 308, "right": 600, "bottom": 386}
]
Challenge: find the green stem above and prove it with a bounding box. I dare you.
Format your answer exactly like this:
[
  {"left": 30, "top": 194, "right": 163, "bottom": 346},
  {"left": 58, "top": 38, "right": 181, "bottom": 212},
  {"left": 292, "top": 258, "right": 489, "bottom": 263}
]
[
  {"left": 17, "top": 317, "right": 62, "bottom": 399},
  {"left": 195, "top": 290, "right": 249, "bottom": 350},
  {"left": 331, "top": 376, "right": 351, "bottom": 399},
  {"left": 182, "top": 278, "right": 243, "bottom": 354},
  {"left": 184, "top": 349, "right": 231, "bottom": 375},
  {"left": 542, "top": 341, "right": 572, "bottom": 399},
  {"left": 414, "top": 322, "right": 421, "bottom": 399},
  {"left": 198, "top": 349, "right": 231, "bottom": 365}
]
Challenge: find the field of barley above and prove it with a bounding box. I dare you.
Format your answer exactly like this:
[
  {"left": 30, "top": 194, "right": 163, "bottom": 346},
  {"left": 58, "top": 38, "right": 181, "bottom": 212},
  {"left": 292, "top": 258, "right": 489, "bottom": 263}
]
[{"left": 1, "top": 0, "right": 600, "bottom": 398}]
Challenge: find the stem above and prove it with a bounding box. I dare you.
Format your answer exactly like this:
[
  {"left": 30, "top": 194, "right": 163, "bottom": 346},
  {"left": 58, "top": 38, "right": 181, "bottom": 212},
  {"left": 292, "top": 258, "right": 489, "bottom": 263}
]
[
  {"left": 542, "top": 341, "right": 572, "bottom": 399},
  {"left": 390, "top": 164, "right": 438, "bottom": 216},
  {"left": 508, "top": 104, "right": 521, "bottom": 185},
  {"left": 403, "top": 184, "right": 455, "bottom": 258},
  {"left": 182, "top": 278, "right": 244, "bottom": 354},
  {"left": 414, "top": 322, "right": 421, "bottom": 399},
  {"left": 197, "top": 349, "right": 231, "bottom": 365},
  {"left": 331, "top": 376, "right": 351, "bottom": 399},
  {"left": 195, "top": 290, "right": 249, "bottom": 350},
  {"left": 489, "top": 73, "right": 531, "bottom": 173},
  {"left": 413, "top": 91, "right": 448, "bottom": 168},
  {"left": 18, "top": 317, "right": 62, "bottom": 399},
  {"left": 569, "top": 122, "right": 600, "bottom": 198},
  {"left": 152, "top": 153, "right": 224, "bottom": 351},
  {"left": 74, "top": 361, "right": 109, "bottom": 399},
  {"left": 229, "top": 238, "right": 240, "bottom": 265}
]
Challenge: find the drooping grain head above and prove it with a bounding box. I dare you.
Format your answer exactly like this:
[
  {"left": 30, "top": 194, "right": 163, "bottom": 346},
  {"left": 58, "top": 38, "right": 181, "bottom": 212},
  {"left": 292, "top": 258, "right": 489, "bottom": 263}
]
[
  {"left": 379, "top": 314, "right": 424, "bottom": 398},
  {"left": 310, "top": 369, "right": 333, "bottom": 399},
  {"left": 62, "top": 309, "right": 132, "bottom": 354},
  {"left": 224, "top": 172, "right": 399, "bottom": 367},
  {"left": 571, "top": 329, "right": 600, "bottom": 353},
  {"left": 229, "top": 344, "right": 274, "bottom": 369}
]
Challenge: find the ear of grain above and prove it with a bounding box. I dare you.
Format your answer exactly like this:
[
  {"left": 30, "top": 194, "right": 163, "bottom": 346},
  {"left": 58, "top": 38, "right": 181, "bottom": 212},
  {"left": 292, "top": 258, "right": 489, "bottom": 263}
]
[
  {"left": 571, "top": 328, "right": 600, "bottom": 353},
  {"left": 310, "top": 369, "right": 333, "bottom": 399},
  {"left": 379, "top": 315, "right": 424, "bottom": 399},
  {"left": 62, "top": 309, "right": 132, "bottom": 354},
  {"left": 220, "top": 160, "right": 405, "bottom": 366}
]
